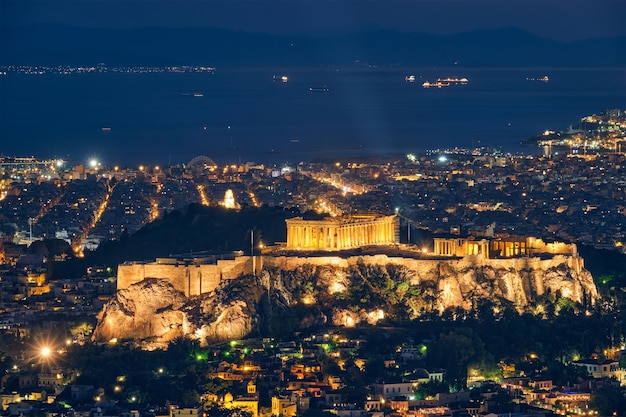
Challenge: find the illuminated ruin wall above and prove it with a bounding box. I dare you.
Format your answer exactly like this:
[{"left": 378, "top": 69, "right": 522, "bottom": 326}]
[
  {"left": 117, "top": 256, "right": 260, "bottom": 296},
  {"left": 285, "top": 214, "right": 399, "bottom": 251},
  {"left": 433, "top": 236, "right": 576, "bottom": 258}
]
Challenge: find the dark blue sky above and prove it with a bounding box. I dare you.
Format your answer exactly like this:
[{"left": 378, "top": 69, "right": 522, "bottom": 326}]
[{"left": 2, "top": 0, "right": 625, "bottom": 41}]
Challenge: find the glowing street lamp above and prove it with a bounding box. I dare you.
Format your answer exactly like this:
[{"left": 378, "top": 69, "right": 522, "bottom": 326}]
[{"left": 41, "top": 347, "right": 51, "bottom": 358}]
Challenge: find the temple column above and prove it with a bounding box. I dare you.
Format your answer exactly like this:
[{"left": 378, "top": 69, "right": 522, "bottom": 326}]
[
  {"left": 328, "top": 226, "right": 335, "bottom": 249},
  {"left": 383, "top": 221, "right": 388, "bottom": 242},
  {"left": 349, "top": 226, "right": 354, "bottom": 248},
  {"left": 350, "top": 226, "right": 354, "bottom": 248},
  {"left": 337, "top": 227, "right": 342, "bottom": 249},
  {"left": 287, "top": 226, "right": 292, "bottom": 247},
  {"left": 317, "top": 227, "right": 322, "bottom": 248}
]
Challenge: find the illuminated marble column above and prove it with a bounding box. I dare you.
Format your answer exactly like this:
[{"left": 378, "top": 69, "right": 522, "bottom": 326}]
[
  {"left": 349, "top": 226, "right": 353, "bottom": 248},
  {"left": 340, "top": 226, "right": 345, "bottom": 249},
  {"left": 337, "top": 227, "right": 342, "bottom": 249},
  {"left": 384, "top": 222, "right": 389, "bottom": 242},
  {"left": 326, "top": 226, "right": 331, "bottom": 249}
]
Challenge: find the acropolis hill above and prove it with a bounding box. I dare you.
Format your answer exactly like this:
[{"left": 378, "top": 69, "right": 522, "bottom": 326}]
[{"left": 96, "top": 214, "right": 598, "bottom": 345}]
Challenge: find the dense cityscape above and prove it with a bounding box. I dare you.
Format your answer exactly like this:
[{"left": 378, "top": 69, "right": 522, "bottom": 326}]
[{"left": 0, "top": 107, "right": 625, "bottom": 417}]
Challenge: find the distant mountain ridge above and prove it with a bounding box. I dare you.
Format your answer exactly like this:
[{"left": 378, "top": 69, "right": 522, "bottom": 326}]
[{"left": 2, "top": 24, "right": 625, "bottom": 67}]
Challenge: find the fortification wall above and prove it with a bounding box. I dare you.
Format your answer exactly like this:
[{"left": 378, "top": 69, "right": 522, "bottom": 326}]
[
  {"left": 117, "top": 256, "right": 255, "bottom": 296},
  {"left": 118, "top": 252, "right": 594, "bottom": 307},
  {"left": 263, "top": 253, "right": 583, "bottom": 275}
]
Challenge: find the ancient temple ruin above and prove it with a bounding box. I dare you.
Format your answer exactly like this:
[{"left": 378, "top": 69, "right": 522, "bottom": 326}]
[{"left": 285, "top": 214, "right": 399, "bottom": 251}]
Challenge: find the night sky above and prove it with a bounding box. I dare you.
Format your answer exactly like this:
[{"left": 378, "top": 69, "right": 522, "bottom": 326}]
[{"left": 2, "top": 0, "right": 625, "bottom": 41}]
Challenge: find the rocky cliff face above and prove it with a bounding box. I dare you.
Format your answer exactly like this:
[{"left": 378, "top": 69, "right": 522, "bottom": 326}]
[
  {"left": 93, "top": 274, "right": 280, "bottom": 347},
  {"left": 93, "top": 255, "right": 599, "bottom": 347}
]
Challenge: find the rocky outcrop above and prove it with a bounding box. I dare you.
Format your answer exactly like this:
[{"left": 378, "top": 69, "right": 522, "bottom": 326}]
[
  {"left": 94, "top": 254, "right": 599, "bottom": 347},
  {"left": 94, "top": 274, "right": 278, "bottom": 347},
  {"left": 265, "top": 254, "right": 598, "bottom": 311},
  {"left": 93, "top": 278, "right": 188, "bottom": 343}
]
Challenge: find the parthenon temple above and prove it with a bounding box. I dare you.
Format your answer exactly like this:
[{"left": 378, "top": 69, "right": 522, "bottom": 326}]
[{"left": 285, "top": 214, "right": 399, "bottom": 251}]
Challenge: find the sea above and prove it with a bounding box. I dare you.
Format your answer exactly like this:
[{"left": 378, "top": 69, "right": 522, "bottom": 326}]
[{"left": 1, "top": 67, "right": 625, "bottom": 166}]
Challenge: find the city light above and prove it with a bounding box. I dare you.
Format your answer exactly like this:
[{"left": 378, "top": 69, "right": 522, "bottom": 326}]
[{"left": 197, "top": 185, "right": 210, "bottom": 206}]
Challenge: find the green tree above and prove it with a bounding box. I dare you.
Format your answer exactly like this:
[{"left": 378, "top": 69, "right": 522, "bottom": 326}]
[
  {"left": 415, "top": 380, "right": 449, "bottom": 399},
  {"left": 589, "top": 386, "right": 626, "bottom": 416}
]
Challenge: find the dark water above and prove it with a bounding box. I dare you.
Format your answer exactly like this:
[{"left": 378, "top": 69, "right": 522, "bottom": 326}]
[{"left": 1, "top": 67, "right": 625, "bottom": 166}]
